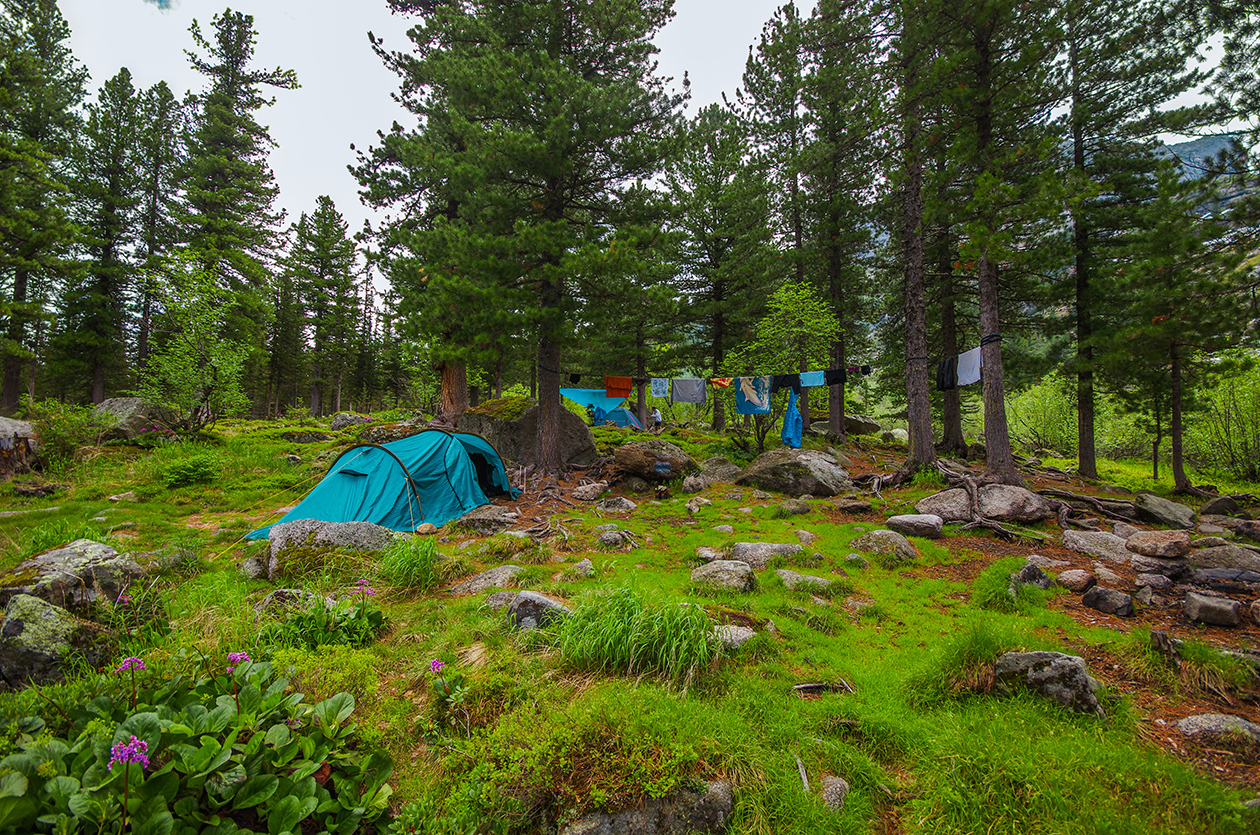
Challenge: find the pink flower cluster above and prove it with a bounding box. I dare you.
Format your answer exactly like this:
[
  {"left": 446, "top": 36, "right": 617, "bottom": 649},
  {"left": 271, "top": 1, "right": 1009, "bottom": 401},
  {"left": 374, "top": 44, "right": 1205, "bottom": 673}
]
[
  {"left": 108, "top": 736, "right": 150, "bottom": 770},
  {"left": 115, "top": 657, "right": 145, "bottom": 673},
  {"left": 430, "top": 658, "right": 445, "bottom": 674},
  {"left": 227, "top": 651, "right": 250, "bottom": 674},
  {"left": 355, "top": 578, "right": 376, "bottom": 597}
]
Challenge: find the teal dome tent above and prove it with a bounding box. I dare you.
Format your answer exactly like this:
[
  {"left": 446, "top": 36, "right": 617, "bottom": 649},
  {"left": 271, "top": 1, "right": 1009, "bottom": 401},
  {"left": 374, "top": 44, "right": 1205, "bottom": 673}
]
[{"left": 247, "top": 429, "right": 518, "bottom": 539}]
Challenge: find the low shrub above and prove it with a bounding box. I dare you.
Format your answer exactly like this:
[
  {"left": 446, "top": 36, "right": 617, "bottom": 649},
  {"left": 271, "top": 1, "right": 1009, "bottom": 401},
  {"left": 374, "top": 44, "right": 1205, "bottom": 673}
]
[
  {"left": 906, "top": 619, "right": 1020, "bottom": 706},
  {"left": 257, "top": 581, "right": 387, "bottom": 651},
  {"left": 971, "top": 556, "right": 1052, "bottom": 613},
  {"left": 21, "top": 396, "right": 117, "bottom": 474},
  {"left": 162, "top": 453, "right": 221, "bottom": 488},
  {"left": 380, "top": 535, "right": 441, "bottom": 591}
]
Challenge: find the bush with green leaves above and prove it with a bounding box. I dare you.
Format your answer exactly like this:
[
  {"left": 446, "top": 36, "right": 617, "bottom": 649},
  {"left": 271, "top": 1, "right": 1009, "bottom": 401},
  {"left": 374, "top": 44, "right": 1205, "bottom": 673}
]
[
  {"left": 552, "top": 586, "right": 721, "bottom": 686},
  {"left": 163, "top": 454, "right": 221, "bottom": 489},
  {"left": 21, "top": 396, "right": 117, "bottom": 474},
  {"left": 257, "top": 582, "right": 387, "bottom": 652},
  {"left": 1187, "top": 362, "right": 1260, "bottom": 482},
  {"left": 0, "top": 657, "right": 392, "bottom": 835}
]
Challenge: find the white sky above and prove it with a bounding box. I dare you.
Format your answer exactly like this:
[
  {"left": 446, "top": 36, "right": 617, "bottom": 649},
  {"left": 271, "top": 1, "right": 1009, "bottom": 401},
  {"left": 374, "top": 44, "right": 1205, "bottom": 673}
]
[{"left": 60, "top": 0, "right": 814, "bottom": 240}]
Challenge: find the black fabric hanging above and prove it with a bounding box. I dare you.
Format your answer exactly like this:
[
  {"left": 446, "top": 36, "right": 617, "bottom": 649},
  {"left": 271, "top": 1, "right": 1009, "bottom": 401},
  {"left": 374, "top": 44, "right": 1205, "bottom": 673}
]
[
  {"left": 935, "top": 356, "right": 958, "bottom": 392},
  {"left": 824, "top": 368, "right": 847, "bottom": 386}
]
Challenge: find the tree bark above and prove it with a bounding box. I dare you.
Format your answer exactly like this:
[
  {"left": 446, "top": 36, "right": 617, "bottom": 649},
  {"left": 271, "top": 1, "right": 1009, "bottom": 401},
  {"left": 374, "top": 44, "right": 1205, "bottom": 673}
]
[
  {"left": 438, "top": 361, "right": 469, "bottom": 424},
  {"left": 309, "top": 360, "right": 323, "bottom": 416},
  {"left": 978, "top": 254, "right": 1023, "bottom": 485},
  {"left": 938, "top": 260, "right": 968, "bottom": 455},
  {"left": 829, "top": 340, "right": 847, "bottom": 439},
  {"left": 1170, "top": 341, "right": 1190, "bottom": 492},
  {"left": 536, "top": 336, "right": 563, "bottom": 473},
  {"left": 900, "top": 84, "right": 936, "bottom": 473},
  {"left": 2, "top": 269, "right": 29, "bottom": 414}
]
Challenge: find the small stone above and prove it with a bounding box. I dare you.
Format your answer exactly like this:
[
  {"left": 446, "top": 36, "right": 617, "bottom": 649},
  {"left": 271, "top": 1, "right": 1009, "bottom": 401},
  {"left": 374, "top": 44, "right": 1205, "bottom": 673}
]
[
  {"left": 844, "top": 554, "right": 869, "bottom": 570},
  {"left": 713, "top": 525, "right": 734, "bottom": 534},
  {"left": 1081, "top": 586, "right": 1134, "bottom": 617},
  {"left": 108, "top": 491, "right": 137, "bottom": 502},
  {"left": 506, "top": 590, "right": 570, "bottom": 630},
  {"left": 415, "top": 522, "right": 438, "bottom": 535},
  {"left": 775, "top": 569, "right": 831, "bottom": 591},
  {"left": 739, "top": 507, "right": 754, "bottom": 514},
  {"left": 1193, "top": 536, "right": 1230, "bottom": 548},
  {"left": 695, "top": 546, "right": 724, "bottom": 562},
  {"left": 483, "top": 591, "right": 518, "bottom": 611},
  {"left": 820, "top": 775, "right": 850, "bottom": 812},
  {"left": 572, "top": 481, "right": 608, "bottom": 501},
  {"left": 597, "top": 497, "right": 637, "bottom": 513},
  {"left": 594, "top": 524, "right": 619, "bottom": 532},
  {"left": 571, "top": 558, "right": 594, "bottom": 578},
  {"left": 752, "top": 490, "right": 772, "bottom": 500},
  {"left": 597, "top": 531, "right": 626, "bottom": 547},
  {"left": 1056, "top": 569, "right": 1096, "bottom": 592},
  {"left": 1136, "top": 573, "right": 1173, "bottom": 590},
  {"left": 1025, "top": 555, "right": 1069, "bottom": 568},
  {"left": 458, "top": 540, "right": 477, "bottom": 551},
  {"left": 730, "top": 542, "right": 803, "bottom": 569},
  {"left": 1184, "top": 591, "right": 1242, "bottom": 626},
  {"left": 795, "top": 530, "right": 817, "bottom": 545},
  {"left": 1013, "top": 562, "right": 1053, "bottom": 590},
  {"left": 686, "top": 496, "right": 713, "bottom": 514},
  {"left": 1093, "top": 564, "right": 1124, "bottom": 585},
  {"left": 239, "top": 557, "right": 267, "bottom": 580},
  {"left": 777, "top": 499, "right": 811, "bottom": 516},
  {"left": 713, "top": 624, "right": 757, "bottom": 649},
  {"left": 691, "top": 560, "right": 756, "bottom": 592},
  {"left": 681, "top": 475, "right": 710, "bottom": 494},
  {"left": 1134, "top": 586, "right": 1154, "bottom": 606},
  {"left": 1112, "top": 522, "right": 1142, "bottom": 540},
  {"left": 1127, "top": 530, "right": 1192, "bottom": 559},
  {"left": 885, "top": 514, "right": 943, "bottom": 539}
]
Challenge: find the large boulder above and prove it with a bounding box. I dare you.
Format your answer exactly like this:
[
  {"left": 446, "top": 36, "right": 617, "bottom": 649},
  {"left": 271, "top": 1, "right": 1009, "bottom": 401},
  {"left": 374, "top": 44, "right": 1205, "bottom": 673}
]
[
  {"left": 0, "top": 594, "right": 112, "bottom": 691},
  {"left": 1184, "top": 591, "right": 1242, "bottom": 627},
  {"left": 1062, "top": 530, "right": 1131, "bottom": 564},
  {"left": 1081, "top": 586, "right": 1134, "bottom": 617},
  {"left": 915, "top": 485, "right": 1055, "bottom": 524},
  {"left": 1133, "top": 493, "right": 1196, "bottom": 529},
  {"left": 559, "top": 780, "right": 733, "bottom": 835},
  {"left": 700, "top": 457, "right": 744, "bottom": 483},
  {"left": 94, "top": 397, "right": 174, "bottom": 440},
  {"left": 729, "top": 542, "right": 802, "bottom": 570},
  {"left": 0, "top": 539, "right": 143, "bottom": 614},
  {"left": 1187, "top": 545, "right": 1260, "bottom": 573},
  {"left": 506, "top": 590, "right": 570, "bottom": 630},
  {"left": 449, "top": 565, "right": 523, "bottom": 596},
  {"left": 458, "top": 398, "right": 596, "bottom": 467},
  {"left": 849, "top": 529, "right": 917, "bottom": 566},
  {"left": 994, "top": 651, "right": 1104, "bottom": 717},
  {"left": 357, "top": 422, "right": 424, "bottom": 445},
  {"left": 0, "top": 417, "right": 36, "bottom": 475},
  {"left": 1177, "top": 714, "right": 1260, "bottom": 743},
  {"left": 691, "top": 560, "right": 756, "bottom": 592},
  {"left": 886, "top": 514, "right": 943, "bottom": 539},
  {"left": 267, "top": 519, "right": 398, "bottom": 580},
  {"left": 1200, "top": 495, "right": 1241, "bottom": 517},
  {"left": 735, "top": 448, "right": 852, "bottom": 497},
  {"left": 1126, "top": 530, "right": 1191, "bottom": 559},
  {"left": 330, "top": 412, "right": 372, "bottom": 431},
  {"left": 614, "top": 440, "right": 698, "bottom": 482},
  {"left": 456, "top": 505, "right": 519, "bottom": 536},
  {"left": 844, "top": 414, "right": 883, "bottom": 436}
]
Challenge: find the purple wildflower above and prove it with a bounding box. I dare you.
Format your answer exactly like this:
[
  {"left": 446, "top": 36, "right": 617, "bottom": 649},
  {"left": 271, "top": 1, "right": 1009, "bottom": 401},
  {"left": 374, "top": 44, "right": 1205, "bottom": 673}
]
[
  {"left": 108, "top": 736, "right": 150, "bottom": 770},
  {"left": 115, "top": 590, "right": 132, "bottom": 606},
  {"left": 115, "top": 656, "right": 145, "bottom": 673},
  {"left": 227, "top": 651, "right": 250, "bottom": 674},
  {"left": 430, "top": 658, "right": 445, "bottom": 674},
  {"left": 355, "top": 578, "right": 376, "bottom": 597}
]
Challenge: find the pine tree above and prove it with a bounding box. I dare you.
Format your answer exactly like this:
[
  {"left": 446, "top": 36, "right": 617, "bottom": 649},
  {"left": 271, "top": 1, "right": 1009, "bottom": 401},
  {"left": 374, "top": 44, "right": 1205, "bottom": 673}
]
[
  {"left": 0, "top": 0, "right": 85, "bottom": 412},
  {"left": 49, "top": 68, "right": 141, "bottom": 403},
  {"left": 178, "top": 8, "right": 298, "bottom": 400}
]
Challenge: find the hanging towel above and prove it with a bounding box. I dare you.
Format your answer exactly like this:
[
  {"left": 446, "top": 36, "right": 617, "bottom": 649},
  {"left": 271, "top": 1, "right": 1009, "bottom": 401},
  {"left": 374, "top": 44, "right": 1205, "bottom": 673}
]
[
  {"left": 799, "top": 370, "right": 825, "bottom": 388},
  {"left": 770, "top": 374, "right": 800, "bottom": 394},
  {"left": 671, "top": 378, "right": 706, "bottom": 404},
  {"left": 861, "top": 364, "right": 872, "bottom": 376},
  {"left": 605, "top": 376, "right": 632, "bottom": 398},
  {"left": 935, "top": 356, "right": 959, "bottom": 392},
  {"left": 650, "top": 377, "right": 669, "bottom": 398},
  {"left": 956, "top": 347, "right": 983, "bottom": 386},
  {"left": 780, "top": 390, "right": 803, "bottom": 449},
  {"left": 824, "top": 368, "right": 847, "bottom": 386},
  {"left": 710, "top": 377, "right": 733, "bottom": 388},
  {"left": 735, "top": 376, "right": 771, "bottom": 414}
]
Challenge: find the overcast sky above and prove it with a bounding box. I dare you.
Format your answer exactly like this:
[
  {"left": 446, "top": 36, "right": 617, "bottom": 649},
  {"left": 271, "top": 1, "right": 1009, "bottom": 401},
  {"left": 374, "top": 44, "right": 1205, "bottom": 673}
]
[{"left": 59, "top": 0, "right": 814, "bottom": 240}]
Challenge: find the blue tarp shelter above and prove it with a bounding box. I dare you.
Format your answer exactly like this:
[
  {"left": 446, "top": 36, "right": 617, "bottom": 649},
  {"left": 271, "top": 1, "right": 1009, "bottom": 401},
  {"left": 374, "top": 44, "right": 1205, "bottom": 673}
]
[
  {"left": 596, "top": 406, "right": 643, "bottom": 430},
  {"left": 559, "top": 388, "right": 627, "bottom": 415},
  {"left": 247, "top": 430, "right": 517, "bottom": 539}
]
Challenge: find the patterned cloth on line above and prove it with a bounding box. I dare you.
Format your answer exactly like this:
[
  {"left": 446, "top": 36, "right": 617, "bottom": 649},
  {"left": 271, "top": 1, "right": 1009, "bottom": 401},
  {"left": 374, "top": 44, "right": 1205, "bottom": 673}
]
[
  {"left": 735, "top": 376, "right": 771, "bottom": 414},
  {"left": 650, "top": 377, "right": 669, "bottom": 398}
]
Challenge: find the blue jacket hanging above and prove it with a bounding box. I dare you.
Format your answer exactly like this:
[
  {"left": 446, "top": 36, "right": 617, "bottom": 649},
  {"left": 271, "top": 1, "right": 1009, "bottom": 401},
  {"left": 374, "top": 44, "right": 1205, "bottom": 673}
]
[{"left": 781, "top": 390, "right": 802, "bottom": 449}]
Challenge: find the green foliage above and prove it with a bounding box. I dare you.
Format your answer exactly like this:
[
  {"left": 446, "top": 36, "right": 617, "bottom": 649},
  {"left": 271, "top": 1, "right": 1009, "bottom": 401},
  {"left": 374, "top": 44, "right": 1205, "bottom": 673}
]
[
  {"left": 161, "top": 453, "right": 220, "bottom": 488},
  {"left": 379, "top": 535, "right": 441, "bottom": 591},
  {"left": 257, "top": 593, "right": 387, "bottom": 653},
  {"left": 389, "top": 788, "right": 499, "bottom": 835},
  {"left": 1187, "top": 361, "right": 1260, "bottom": 482},
  {"left": 0, "top": 660, "right": 391, "bottom": 835},
  {"left": 906, "top": 619, "right": 1021, "bottom": 707},
  {"left": 270, "top": 644, "right": 381, "bottom": 705},
  {"left": 552, "top": 587, "right": 721, "bottom": 686},
  {"left": 2, "top": 521, "right": 111, "bottom": 565},
  {"left": 21, "top": 397, "right": 116, "bottom": 473},
  {"left": 1007, "top": 373, "right": 1150, "bottom": 459},
  {"left": 971, "top": 557, "right": 1052, "bottom": 614}
]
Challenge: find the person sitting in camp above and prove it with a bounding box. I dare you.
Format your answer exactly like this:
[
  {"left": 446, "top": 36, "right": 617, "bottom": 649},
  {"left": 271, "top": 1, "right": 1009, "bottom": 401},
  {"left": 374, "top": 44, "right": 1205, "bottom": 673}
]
[{"left": 651, "top": 407, "right": 663, "bottom": 432}]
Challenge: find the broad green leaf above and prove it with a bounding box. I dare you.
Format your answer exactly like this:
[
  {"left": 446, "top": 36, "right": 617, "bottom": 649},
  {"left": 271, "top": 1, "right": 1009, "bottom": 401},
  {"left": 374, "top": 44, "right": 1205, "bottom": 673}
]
[
  {"left": 0, "top": 796, "right": 37, "bottom": 830},
  {"left": 313, "top": 693, "right": 354, "bottom": 729},
  {"left": 232, "top": 774, "right": 279, "bottom": 808},
  {"left": 266, "top": 795, "right": 316, "bottom": 835},
  {"left": 263, "top": 723, "right": 290, "bottom": 747},
  {"left": 133, "top": 811, "right": 174, "bottom": 835},
  {"left": 0, "top": 771, "right": 27, "bottom": 798}
]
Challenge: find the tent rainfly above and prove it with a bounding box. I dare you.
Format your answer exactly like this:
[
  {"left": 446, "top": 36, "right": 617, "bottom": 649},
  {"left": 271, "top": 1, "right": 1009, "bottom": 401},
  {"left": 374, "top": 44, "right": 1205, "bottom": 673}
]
[{"left": 247, "top": 430, "right": 517, "bottom": 540}]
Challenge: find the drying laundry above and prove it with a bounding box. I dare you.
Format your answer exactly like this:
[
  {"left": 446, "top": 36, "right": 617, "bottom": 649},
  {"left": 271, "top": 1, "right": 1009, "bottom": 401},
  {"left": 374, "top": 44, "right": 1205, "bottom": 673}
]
[
  {"left": 935, "top": 355, "right": 959, "bottom": 392},
  {"left": 650, "top": 377, "right": 669, "bottom": 398},
  {"left": 956, "top": 347, "right": 983, "bottom": 386},
  {"left": 799, "top": 370, "right": 825, "bottom": 387},
  {"left": 770, "top": 374, "right": 800, "bottom": 394},
  {"left": 824, "top": 368, "right": 847, "bottom": 386},
  {"left": 780, "top": 390, "right": 802, "bottom": 448},
  {"left": 735, "top": 376, "right": 771, "bottom": 414},
  {"left": 604, "top": 376, "right": 632, "bottom": 398},
  {"left": 710, "top": 378, "right": 733, "bottom": 388},
  {"left": 671, "top": 378, "right": 707, "bottom": 404}
]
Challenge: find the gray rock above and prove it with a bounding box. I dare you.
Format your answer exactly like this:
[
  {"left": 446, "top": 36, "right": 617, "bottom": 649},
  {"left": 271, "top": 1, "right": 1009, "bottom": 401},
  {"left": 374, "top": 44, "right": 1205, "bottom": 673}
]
[
  {"left": 777, "top": 499, "right": 811, "bottom": 516},
  {"left": 713, "top": 625, "right": 757, "bottom": 649},
  {"left": 1112, "top": 522, "right": 1142, "bottom": 540},
  {"left": 598, "top": 497, "right": 638, "bottom": 513},
  {"left": 1056, "top": 569, "right": 1095, "bottom": 592},
  {"left": 623, "top": 476, "right": 652, "bottom": 494},
  {"left": 1177, "top": 713, "right": 1260, "bottom": 742},
  {"left": 559, "top": 780, "right": 732, "bottom": 835},
  {"left": 483, "top": 591, "right": 518, "bottom": 611},
  {"left": 0, "top": 595, "right": 112, "bottom": 690},
  {"left": 775, "top": 569, "right": 831, "bottom": 592},
  {"left": 598, "top": 531, "right": 627, "bottom": 548},
  {"left": 1199, "top": 523, "right": 1231, "bottom": 536},
  {"left": 595, "top": 523, "right": 620, "bottom": 532},
  {"left": 449, "top": 565, "right": 523, "bottom": 595},
  {"left": 834, "top": 498, "right": 874, "bottom": 514},
  {"left": 1081, "top": 586, "right": 1134, "bottom": 617},
  {"left": 850, "top": 529, "right": 917, "bottom": 567},
  {"left": 1134, "top": 586, "right": 1155, "bottom": 606},
  {"left": 795, "top": 530, "right": 817, "bottom": 545},
  {"left": 614, "top": 441, "right": 699, "bottom": 483},
  {"left": 94, "top": 397, "right": 174, "bottom": 441},
  {"left": 254, "top": 588, "right": 334, "bottom": 614},
  {"left": 1130, "top": 555, "right": 1188, "bottom": 579},
  {"left": 279, "top": 431, "right": 332, "bottom": 444},
  {"left": 730, "top": 542, "right": 802, "bottom": 570},
  {"left": 1137, "top": 573, "right": 1173, "bottom": 591},
  {"left": 1062, "top": 530, "right": 1131, "bottom": 563},
  {"left": 844, "top": 414, "right": 883, "bottom": 435},
  {"left": 735, "top": 448, "right": 853, "bottom": 497},
  {"left": 1133, "top": 493, "right": 1196, "bottom": 529},
  {"left": 239, "top": 557, "right": 268, "bottom": 580},
  {"left": 752, "top": 489, "right": 773, "bottom": 500},
  {"left": 844, "top": 554, "right": 869, "bottom": 570},
  {"left": 1098, "top": 483, "right": 1131, "bottom": 495},
  {"left": 1190, "top": 567, "right": 1260, "bottom": 586},
  {"left": 699, "top": 457, "right": 744, "bottom": 483},
  {"left": 1200, "top": 496, "right": 1241, "bottom": 517},
  {"left": 695, "top": 546, "right": 725, "bottom": 563},
  {"left": 267, "top": 519, "right": 398, "bottom": 580},
  {"left": 506, "top": 590, "right": 570, "bottom": 630},
  {"left": 1025, "top": 555, "right": 1069, "bottom": 568},
  {"left": 820, "top": 775, "right": 850, "bottom": 812},
  {"left": 457, "top": 504, "right": 519, "bottom": 536},
  {"left": 330, "top": 412, "right": 372, "bottom": 431},
  {"left": 571, "top": 559, "right": 595, "bottom": 578},
  {"left": 1126, "top": 530, "right": 1191, "bottom": 559},
  {"left": 458, "top": 400, "right": 596, "bottom": 467},
  {"left": 681, "top": 475, "right": 710, "bottom": 494},
  {"left": 691, "top": 560, "right": 756, "bottom": 592},
  {"left": 994, "top": 651, "right": 1104, "bottom": 717},
  {"left": 1093, "top": 564, "right": 1125, "bottom": 585},
  {"left": 1187, "top": 544, "right": 1260, "bottom": 573},
  {"left": 1184, "top": 591, "right": 1242, "bottom": 626},
  {"left": 0, "top": 539, "right": 143, "bottom": 614},
  {"left": 883, "top": 428, "right": 909, "bottom": 445},
  {"left": 572, "top": 482, "right": 609, "bottom": 502},
  {"left": 915, "top": 485, "right": 1055, "bottom": 524},
  {"left": 886, "top": 514, "right": 943, "bottom": 539},
  {"left": 713, "top": 525, "right": 734, "bottom": 534},
  {"left": 686, "top": 496, "right": 713, "bottom": 514},
  {"left": 1014, "top": 561, "right": 1054, "bottom": 590}
]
